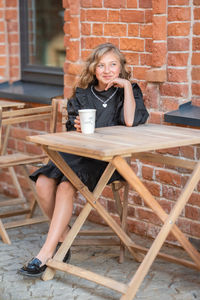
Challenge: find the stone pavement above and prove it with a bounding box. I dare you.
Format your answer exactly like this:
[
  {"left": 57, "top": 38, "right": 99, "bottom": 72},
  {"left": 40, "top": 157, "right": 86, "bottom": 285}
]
[{"left": 1, "top": 217, "right": 200, "bottom": 300}]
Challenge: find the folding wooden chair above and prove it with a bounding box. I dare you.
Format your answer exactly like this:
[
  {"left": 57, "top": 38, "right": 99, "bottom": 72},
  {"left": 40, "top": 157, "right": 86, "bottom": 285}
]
[{"left": 0, "top": 99, "right": 58, "bottom": 244}]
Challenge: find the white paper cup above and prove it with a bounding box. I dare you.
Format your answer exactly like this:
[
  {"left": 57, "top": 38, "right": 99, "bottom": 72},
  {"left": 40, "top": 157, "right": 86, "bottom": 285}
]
[{"left": 78, "top": 109, "right": 96, "bottom": 134}]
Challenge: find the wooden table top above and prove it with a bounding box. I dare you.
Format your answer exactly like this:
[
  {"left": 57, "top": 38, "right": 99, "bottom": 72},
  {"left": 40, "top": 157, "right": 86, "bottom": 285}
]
[{"left": 28, "top": 124, "right": 200, "bottom": 160}]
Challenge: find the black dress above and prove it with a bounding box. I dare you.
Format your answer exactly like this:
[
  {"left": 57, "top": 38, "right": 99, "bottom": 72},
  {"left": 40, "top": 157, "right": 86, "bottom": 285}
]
[{"left": 30, "top": 83, "right": 149, "bottom": 191}]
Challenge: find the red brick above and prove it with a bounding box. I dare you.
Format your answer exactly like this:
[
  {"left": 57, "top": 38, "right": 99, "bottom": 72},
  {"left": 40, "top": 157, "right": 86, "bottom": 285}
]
[
  {"left": 140, "top": 24, "right": 152, "bottom": 38},
  {"left": 0, "top": 21, "right": 5, "bottom": 31},
  {"left": 104, "top": 24, "right": 126, "bottom": 37},
  {"left": 162, "top": 98, "right": 179, "bottom": 111},
  {"left": 127, "top": 0, "right": 137, "bottom": 8},
  {"left": 81, "top": 23, "right": 91, "bottom": 35},
  {"left": 64, "top": 74, "right": 77, "bottom": 87},
  {"left": 127, "top": 219, "right": 148, "bottom": 236},
  {"left": 0, "top": 44, "right": 5, "bottom": 54},
  {"left": 133, "top": 67, "right": 149, "bottom": 80},
  {"left": 192, "top": 83, "right": 200, "bottom": 96},
  {"left": 188, "top": 192, "right": 200, "bottom": 207},
  {"left": 155, "top": 169, "right": 181, "bottom": 187},
  {"left": 64, "top": 62, "right": 83, "bottom": 75},
  {"left": 167, "top": 68, "right": 188, "bottom": 83},
  {"left": 180, "top": 146, "right": 195, "bottom": 160},
  {"left": 152, "top": 0, "right": 166, "bottom": 14},
  {"left": 193, "top": 22, "right": 200, "bottom": 35},
  {"left": 7, "top": 21, "right": 18, "bottom": 32},
  {"left": 168, "top": 7, "right": 191, "bottom": 22},
  {"left": 193, "top": 37, "right": 200, "bottom": 51},
  {"left": 168, "top": 23, "right": 190, "bottom": 36},
  {"left": 83, "top": 37, "right": 107, "bottom": 49},
  {"left": 139, "top": 0, "right": 152, "bottom": 8},
  {"left": 194, "top": 0, "right": 200, "bottom": 4},
  {"left": 5, "top": 0, "right": 17, "bottom": 6},
  {"left": 142, "top": 166, "right": 153, "bottom": 180},
  {"left": 168, "top": 53, "right": 189, "bottom": 67},
  {"left": 168, "top": 38, "right": 189, "bottom": 51},
  {"left": 108, "top": 10, "right": 120, "bottom": 22},
  {"left": 148, "top": 111, "right": 163, "bottom": 124},
  {"left": 91, "top": 0, "right": 103, "bottom": 7},
  {"left": 93, "top": 23, "right": 103, "bottom": 36},
  {"left": 146, "top": 69, "right": 167, "bottom": 82},
  {"left": 86, "top": 9, "right": 107, "bottom": 22},
  {"left": 147, "top": 223, "right": 161, "bottom": 239},
  {"left": 70, "top": 17, "right": 80, "bottom": 38},
  {"left": 128, "top": 24, "right": 139, "bottom": 36},
  {"left": 152, "top": 43, "right": 167, "bottom": 67},
  {"left": 145, "top": 39, "right": 153, "bottom": 52},
  {"left": 160, "top": 83, "right": 188, "bottom": 97},
  {"left": 80, "top": 9, "right": 86, "bottom": 21},
  {"left": 8, "top": 33, "right": 19, "bottom": 43},
  {"left": 192, "top": 98, "right": 200, "bottom": 107},
  {"left": 81, "top": 0, "right": 92, "bottom": 8},
  {"left": 168, "top": 0, "right": 189, "bottom": 4},
  {"left": 0, "top": 56, "right": 7, "bottom": 65},
  {"left": 120, "top": 38, "right": 144, "bottom": 51},
  {"left": 145, "top": 10, "right": 152, "bottom": 23},
  {"left": 192, "top": 53, "right": 200, "bottom": 66},
  {"left": 194, "top": 8, "right": 200, "bottom": 20},
  {"left": 192, "top": 68, "right": 200, "bottom": 81},
  {"left": 67, "top": 41, "right": 80, "bottom": 61},
  {"left": 69, "top": 0, "right": 80, "bottom": 14},
  {"left": 104, "top": 0, "right": 126, "bottom": 8},
  {"left": 145, "top": 83, "right": 160, "bottom": 109},
  {"left": 137, "top": 207, "right": 161, "bottom": 225},
  {"left": 0, "top": 33, "right": 6, "bottom": 43},
  {"left": 125, "top": 52, "right": 139, "bottom": 65},
  {"left": 63, "top": 0, "right": 70, "bottom": 8},
  {"left": 190, "top": 221, "right": 200, "bottom": 237},
  {"left": 120, "top": 10, "right": 144, "bottom": 23},
  {"left": 140, "top": 53, "right": 152, "bottom": 66},
  {"left": 5, "top": 9, "right": 17, "bottom": 20},
  {"left": 153, "top": 16, "right": 167, "bottom": 40}
]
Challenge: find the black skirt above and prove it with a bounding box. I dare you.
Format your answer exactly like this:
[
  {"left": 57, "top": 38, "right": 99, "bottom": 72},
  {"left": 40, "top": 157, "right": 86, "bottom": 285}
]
[{"left": 30, "top": 152, "right": 123, "bottom": 192}]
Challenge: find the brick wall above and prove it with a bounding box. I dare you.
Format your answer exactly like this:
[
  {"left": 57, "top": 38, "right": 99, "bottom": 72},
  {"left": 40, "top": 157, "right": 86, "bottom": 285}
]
[
  {"left": 0, "top": 0, "right": 20, "bottom": 83},
  {"left": 63, "top": 0, "right": 200, "bottom": 245},
  {"left": 0, "top": 0, "right": 200, "bottom": 246}
]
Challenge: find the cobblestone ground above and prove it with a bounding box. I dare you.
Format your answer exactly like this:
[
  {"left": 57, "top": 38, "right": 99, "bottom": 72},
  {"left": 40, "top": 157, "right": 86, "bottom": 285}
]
[{"left": 0, "top": 218, "right": 200, "bottom": 300}]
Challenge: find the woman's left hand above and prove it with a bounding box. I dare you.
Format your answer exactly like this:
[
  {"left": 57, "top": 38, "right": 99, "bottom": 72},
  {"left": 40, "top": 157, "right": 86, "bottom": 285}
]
[
  {"left": 105, "top": 78, "right": 131, "bottom": 90},
  {"left": 74, "top": 116, "right": 81, "bottom": 132}
]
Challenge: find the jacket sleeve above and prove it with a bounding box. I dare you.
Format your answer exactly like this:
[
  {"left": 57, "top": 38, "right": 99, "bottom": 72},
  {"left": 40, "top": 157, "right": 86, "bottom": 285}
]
[{"left": 119, "top": 83, "right": 149, "bottom": 126}]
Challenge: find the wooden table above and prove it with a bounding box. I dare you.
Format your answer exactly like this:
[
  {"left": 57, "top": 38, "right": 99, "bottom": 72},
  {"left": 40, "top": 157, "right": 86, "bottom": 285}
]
[{"left": 28, "top": 124, "right": 200, "bottom": 299}]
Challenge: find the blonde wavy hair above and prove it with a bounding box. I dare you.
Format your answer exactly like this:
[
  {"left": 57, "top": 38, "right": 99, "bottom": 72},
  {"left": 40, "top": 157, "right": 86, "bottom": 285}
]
[{"left": 72, "top": 43, "right": 130, "bottom": 96}]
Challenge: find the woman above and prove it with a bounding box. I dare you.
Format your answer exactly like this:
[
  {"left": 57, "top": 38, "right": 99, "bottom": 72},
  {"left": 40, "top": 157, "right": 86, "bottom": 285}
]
[{"left": 18, "top": 42, "right": 149, "bottom": 277}]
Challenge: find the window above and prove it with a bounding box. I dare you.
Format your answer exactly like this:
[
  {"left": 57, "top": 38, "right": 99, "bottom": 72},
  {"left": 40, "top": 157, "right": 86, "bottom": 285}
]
[{"left": 20, "top": 0, "right": 65, "bottom": 85}]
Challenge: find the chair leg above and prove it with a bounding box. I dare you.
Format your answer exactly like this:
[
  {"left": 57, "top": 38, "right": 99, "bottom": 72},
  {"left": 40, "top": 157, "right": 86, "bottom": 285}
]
[
  {"left": 111, "top": 181, "right": 129, "bottom": 263},
  {"left": 0, "top": 219, "right": 11, "bottom": 244}
]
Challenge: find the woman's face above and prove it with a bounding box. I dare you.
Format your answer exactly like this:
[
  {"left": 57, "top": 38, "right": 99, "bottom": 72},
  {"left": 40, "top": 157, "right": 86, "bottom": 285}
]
[{"left": 95, "top": 51, "right": 121, "bottom": 90}]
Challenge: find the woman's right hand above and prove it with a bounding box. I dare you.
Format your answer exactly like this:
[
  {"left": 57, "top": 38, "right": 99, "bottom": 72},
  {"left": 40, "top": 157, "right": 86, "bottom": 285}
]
[{"left": 74, "top": 116, "right": 81, "bottom": 132}]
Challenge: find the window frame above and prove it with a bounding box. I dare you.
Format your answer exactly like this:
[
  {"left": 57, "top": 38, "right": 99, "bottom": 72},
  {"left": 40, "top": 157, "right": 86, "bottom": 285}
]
[{"left": 19, "top": 0, "right": 64, "bottom": 86}]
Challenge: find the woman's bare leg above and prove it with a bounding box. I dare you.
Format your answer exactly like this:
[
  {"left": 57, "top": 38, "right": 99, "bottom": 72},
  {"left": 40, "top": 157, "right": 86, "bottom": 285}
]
[
  {"left": 35, "top": 181, "right": 75, "bottom": 264},
  {"left": 35, "top": 175, "right": 57, "bottom": 219}
]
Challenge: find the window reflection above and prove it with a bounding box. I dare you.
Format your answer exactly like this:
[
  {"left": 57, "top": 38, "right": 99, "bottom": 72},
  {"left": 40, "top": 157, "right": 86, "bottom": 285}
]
[{"left": 28, "top": 0, "right": 65, "bottom": 68}]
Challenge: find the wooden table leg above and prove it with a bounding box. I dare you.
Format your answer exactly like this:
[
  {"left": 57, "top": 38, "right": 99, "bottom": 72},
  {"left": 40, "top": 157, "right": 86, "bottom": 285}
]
[{"left": 112, "top": 156, "right": 200, "bottom": 299}]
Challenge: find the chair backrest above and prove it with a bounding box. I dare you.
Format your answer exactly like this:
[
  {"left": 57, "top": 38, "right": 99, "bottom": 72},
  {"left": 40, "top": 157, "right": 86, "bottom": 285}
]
[{"left": 0, "top": 98, "right": 58, "bottom": 155}]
